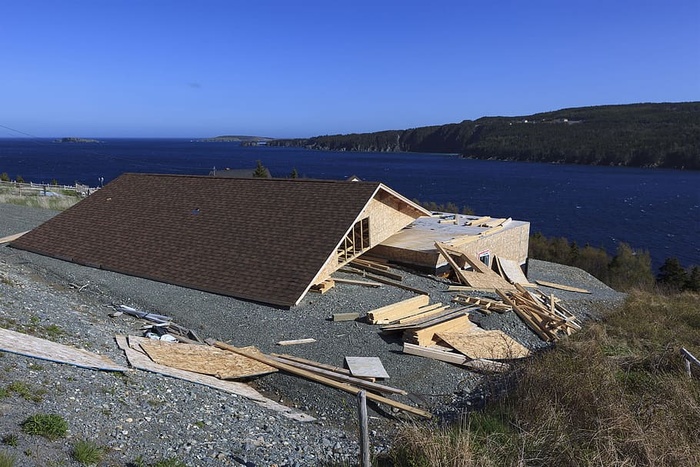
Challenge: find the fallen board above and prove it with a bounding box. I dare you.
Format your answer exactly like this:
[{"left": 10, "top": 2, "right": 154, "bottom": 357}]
[
  {"left": 116, "top": 336, "right": 315, "bottom": 422},
  {"left": 345, "top": 356, "right": 390, "bottom": 379},
  {"left": 496, "top": 257, "right": 536, "bottom": 286},
  {"left": 535, "top": 280, "right": 591, "bottom": 294},
  {"left": 437, "top": 330, "right": 530, "bottom": 360},
  {"left": 0, "top": 327, "right": 126, "bottom": 372},
  {"left": 138, "top": 339, "right": 277, "bottom": 379}
]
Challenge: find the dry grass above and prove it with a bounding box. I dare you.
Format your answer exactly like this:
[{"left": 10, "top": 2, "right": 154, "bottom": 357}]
[
  {"left": 389, "top": 290, "right": 700, "bottom": 466},
  {"left": 0, "top": 192, "right": 80, "bottom": 210}
]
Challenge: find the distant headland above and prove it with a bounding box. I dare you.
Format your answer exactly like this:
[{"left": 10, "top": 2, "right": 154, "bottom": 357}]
[
  {"left": 54, "top": 137, "right": 101, "bottom": 143},
  {"left": 198, "top": 135, "right": 274, "bottom": 144}
]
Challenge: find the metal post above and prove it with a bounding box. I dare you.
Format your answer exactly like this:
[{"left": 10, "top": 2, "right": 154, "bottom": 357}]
[{"left": 357, "top": 390, "right": 370, "bottom": 467}]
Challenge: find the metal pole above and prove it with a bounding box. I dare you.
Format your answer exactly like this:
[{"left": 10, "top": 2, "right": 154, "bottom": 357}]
[{"left": 357, "top": 390, "right": 370, "bottom": 467}]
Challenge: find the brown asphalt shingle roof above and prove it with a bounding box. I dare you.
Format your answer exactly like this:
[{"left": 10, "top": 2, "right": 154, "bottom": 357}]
[{"left": 11, "top": 174, "right": 386, "bottom": 307}]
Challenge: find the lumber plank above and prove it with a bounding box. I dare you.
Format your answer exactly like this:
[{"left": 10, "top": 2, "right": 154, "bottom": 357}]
[
  {"left": 363, "top": 274, "right": 429, "bottom": 295},
  {"left": 366, "top": 295, "right": 430, "bottom": 324},
  {"left": 0, "top": 327, "right": 126, "bottom": 372},
  {"left": 348, "top": 263, "right": 403, "bottom": 281},
  {"left": 268, "top": 356, "right": 405, "bottom": 395},
  {"left": 402, "top": 343, "right": 468, "bottom": 365},
  {"left": 446, "top": 285, "right": 497, "bottom": 293},
  {"left": 374, "top": 303, "right": 446, "bottom": 325},
  {"left": 332, "top": 312, "right": 360, "bottom": 321},
  {"left": 380, "top": 306, "right": 475, "bottom": 331},
  {"left": 434, "top": 242, "right": 469, "bottom": 285},
  {"left": 535, "top": 280, "right": 591, "bottom": 294},
  {"left": 496, "top": 289, "right": 553, "bottom": 342},
  {"left": 277, "top": 338, "right": 316, "bottom": 346},
  {"left": 404, "top": 315, "right": 479, "bottom": 346},
  {"left": 213, "top": 341, "right": 432, "bottom": 419},
  {"left": 332, "top": 278, "right": 382, "bottom": 288}
]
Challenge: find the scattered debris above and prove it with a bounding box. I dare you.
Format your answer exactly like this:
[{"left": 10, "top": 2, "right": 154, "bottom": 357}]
[
  {"left": 497, "top": 285, "right": 581, "bottom": 342},
  {"left": 451, "top": 294, "right": 511, "bottom": 314},
  {"left": 115, "top": 335, "right": 315, "bottom": 422},
  {"left": 213, "top": 341, "right": 432, "bottom": 418}
]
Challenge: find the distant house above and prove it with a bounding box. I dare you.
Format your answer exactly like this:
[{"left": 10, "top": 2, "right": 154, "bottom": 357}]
[{"left": 12, "top": 174, "right": 429, "bottom": 307}]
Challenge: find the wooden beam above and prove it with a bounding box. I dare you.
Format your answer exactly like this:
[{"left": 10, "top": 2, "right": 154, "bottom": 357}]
[
  {"left": 363, "top": 274, "right": 429, "bottom": 295},
  {"left": 332, "top": 278, "right": 382, "bottom": 288},
  {"left": 0, "top": 230, "right": 29, "bottom": 244},
  {"left": 535, "top": 280, "right": 591, "bottom": 294},
  {"left": 213, "top": 341, "right": 432, "bottom": 418},
  {"left": 366, "top": 295, "right": 430, "bottom": 324},
  {"left": 268, "top": 356, "right": 405, "bottom": 395}
]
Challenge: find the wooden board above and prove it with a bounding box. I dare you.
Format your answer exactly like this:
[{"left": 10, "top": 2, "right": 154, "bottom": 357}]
[
  {"left": 497, "top": 257, "right": 535, "bottom": 286},
  {"left": 332, "top": 312, "right": 360, "bottom": 321},
  {"left": 116, "top": 336, "right": 315, "bottom": 422},
  {"left": 332, "top": 278, "right": 382, "bottom": 288},
  {"left": 366, "top": 294, "right": 430, "bottom": 324},
  {"left": 0, "top": 327, "right": 126, "bottom": 372},
  {"left": 277, "top": 338, "right": 316, "bottom": 346},
  {"left": 0, "top": 230, "right": 30, "bottom": 244},
  {"left": 138, "top": 339, "right": 276, "bottom": 379},
  {"left": 213, "top": 341, "right": 432, "bottom": 419},
  {"left": 437, "top": 330, "right": 530, "bottom": 360},
  {"left": 345, "top": 356, "right": 390, "bottom": 379},
  {"left": 403, "top": 315, "right": 479, "bottom": 346},
  {"left": 535, "top": 280, "right": 591, "bottom": 294}
]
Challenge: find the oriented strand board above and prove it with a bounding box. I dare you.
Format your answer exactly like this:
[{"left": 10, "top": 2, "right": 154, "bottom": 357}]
[
  {"left": 0, "top": 327, "right": 126, "bottom": 372},
  {"left": 437, "top": 330, "right": 530, "bottom": 360},
  {"left": 345, "top": 356, "right": 390, "bottom": 379},
  {"left": 116, "top": 336, "right": 315, "bottom": 422},
  {"left": 138, "top": 339, "right": 276, "bottom": 379}
]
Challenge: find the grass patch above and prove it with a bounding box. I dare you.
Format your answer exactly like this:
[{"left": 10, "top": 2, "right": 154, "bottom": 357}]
[
  {"left": 390, "top": 290, "right": 700, "bottom": 466},
  {"left": 21, "top": 414, "right": 68, "bottom": 440},
  {"left": 0, "top": 451, "right": 16, "bottom": 467},
  {"left": 72, "top": 439, "right": 105, "bottom": 465},
  {"left": 1, "top": 435, "right": 17, "bottom": 447},
  {"left": 6, "top": 381, "right": 46, "bottom": 403}
]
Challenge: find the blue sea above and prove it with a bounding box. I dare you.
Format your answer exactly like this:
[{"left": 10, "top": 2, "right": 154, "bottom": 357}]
[{"left": 1, "top": 138, "right": 698, "bottom": 270}]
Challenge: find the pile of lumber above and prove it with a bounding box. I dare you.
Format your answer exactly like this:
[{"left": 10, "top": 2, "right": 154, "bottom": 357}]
[
  {"left": 364, "top": 295, "right": 530, "bottom": 371},
  {"left": 451, "top": 294, "right": 511, "bottom": 314},
  {"left": 496, "top": 285, "right": 581, "bottom": 342}
]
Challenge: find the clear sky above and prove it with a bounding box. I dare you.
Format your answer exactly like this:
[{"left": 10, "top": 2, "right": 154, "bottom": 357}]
[{"left": 2, "top": 0, "right": 698, "bottom": 138}]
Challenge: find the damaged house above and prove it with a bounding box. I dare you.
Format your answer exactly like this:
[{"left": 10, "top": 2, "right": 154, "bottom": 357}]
[
  {"left": 11, "top": 174, "right": 430, "bottom": 307},
  {"left": 10, "top": 173, "right": 531, "bottom": 307}
]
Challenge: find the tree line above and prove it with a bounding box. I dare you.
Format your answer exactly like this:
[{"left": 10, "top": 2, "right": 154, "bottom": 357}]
[
  {"left": 269, "top": 102, "right": 700, "bottom": 170},
  {"left": 529, "top": 232, "right": 699, "bottom": 292}
]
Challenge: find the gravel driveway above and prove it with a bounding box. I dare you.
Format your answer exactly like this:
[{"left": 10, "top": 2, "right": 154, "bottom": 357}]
[{"left": 0, "top": 203, "right": 625, "bottom": 465}]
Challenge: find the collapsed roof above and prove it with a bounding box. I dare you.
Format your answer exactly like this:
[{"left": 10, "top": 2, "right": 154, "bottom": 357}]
[{"left": 11, "top": 174, "right": 429, "bottom": 307}]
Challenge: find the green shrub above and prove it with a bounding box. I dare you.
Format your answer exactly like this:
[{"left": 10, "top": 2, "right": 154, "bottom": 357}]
[
  {"left": 72, "top": 439, "right": 105, "bottom": 465},
  {"left": 21, "top": 414, "right": 68, "bottom": 440}
]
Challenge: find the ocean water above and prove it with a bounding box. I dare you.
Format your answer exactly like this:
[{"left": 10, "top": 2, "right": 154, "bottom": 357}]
[{"left": 1, "top": 138, "right": 698, "bottom": 270}]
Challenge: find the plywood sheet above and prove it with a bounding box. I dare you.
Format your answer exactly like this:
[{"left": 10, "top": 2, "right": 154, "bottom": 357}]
[
  {"left": 138, "top": 339, "right": 276, "bottom": 379},
  {"left": 116, "top": 336, "right": 315, "bottom": 422},
  {"left": 497, "top": 257, "right": 534, "bottom": 286},
  {"left": 345, "top": 356, "right": 390, "bottom": 379},
  {"left": 0, "top": 327, "right": 126, "bottom": 372},
  {"left": 437, "top": 330, "right": 530, "bottom": 360}
]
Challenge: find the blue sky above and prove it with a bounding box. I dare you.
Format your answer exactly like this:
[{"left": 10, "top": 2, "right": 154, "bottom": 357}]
[{"left": 2, "top": 0, "right": 698, "bottom": 138}]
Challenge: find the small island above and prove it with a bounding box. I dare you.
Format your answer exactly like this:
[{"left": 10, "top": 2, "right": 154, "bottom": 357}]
[{"left": 54, "top": 137, "right": 101, "bottom": 143}]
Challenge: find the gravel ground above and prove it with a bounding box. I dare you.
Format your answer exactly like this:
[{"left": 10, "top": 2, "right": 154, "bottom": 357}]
[{"left": 0, "top": 203, "right": 626, "bottom": 466}]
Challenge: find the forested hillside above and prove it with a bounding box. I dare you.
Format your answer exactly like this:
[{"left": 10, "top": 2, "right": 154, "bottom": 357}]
[{"left": 269, "top": 102, "right": 700, "bottom": 169}]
